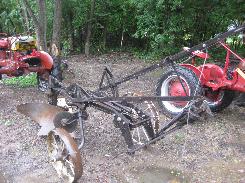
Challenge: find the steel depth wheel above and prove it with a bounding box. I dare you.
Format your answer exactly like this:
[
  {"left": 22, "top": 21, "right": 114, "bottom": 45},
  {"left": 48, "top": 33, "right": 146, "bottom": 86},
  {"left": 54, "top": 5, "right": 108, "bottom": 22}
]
[
  {"left": 126, "top": 92, "right": 160, "bottom": 146},
  {"left": 156, "top": 66, "right": 201, "bottom": 117},
  {"left": 47, "top": 128, "right": 83, "bottom": 182}
]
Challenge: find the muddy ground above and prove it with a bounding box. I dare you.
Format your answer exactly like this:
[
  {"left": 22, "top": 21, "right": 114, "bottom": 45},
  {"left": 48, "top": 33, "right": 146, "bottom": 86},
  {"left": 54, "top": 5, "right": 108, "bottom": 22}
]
[{"left": 0, "top": 53, "right": 244, "bottom": 183}]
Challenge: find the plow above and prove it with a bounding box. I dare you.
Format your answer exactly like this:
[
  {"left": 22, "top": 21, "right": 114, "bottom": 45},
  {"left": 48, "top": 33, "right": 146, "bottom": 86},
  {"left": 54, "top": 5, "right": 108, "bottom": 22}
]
[{"left": 17, "top": 24, "right": 245, "bottom": 182}]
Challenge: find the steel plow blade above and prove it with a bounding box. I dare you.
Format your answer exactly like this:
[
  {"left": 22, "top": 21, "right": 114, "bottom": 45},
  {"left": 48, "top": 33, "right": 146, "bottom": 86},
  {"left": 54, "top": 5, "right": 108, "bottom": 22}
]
[{"left": 17, "top": 103, "right": 64, "bottom": 136}]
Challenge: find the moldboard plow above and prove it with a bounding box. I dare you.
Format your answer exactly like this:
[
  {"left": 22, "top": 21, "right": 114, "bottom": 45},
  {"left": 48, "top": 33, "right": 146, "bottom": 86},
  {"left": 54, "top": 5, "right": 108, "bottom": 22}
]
[{"left": 17, "top": 24, "right": 245, "bottom": 182}]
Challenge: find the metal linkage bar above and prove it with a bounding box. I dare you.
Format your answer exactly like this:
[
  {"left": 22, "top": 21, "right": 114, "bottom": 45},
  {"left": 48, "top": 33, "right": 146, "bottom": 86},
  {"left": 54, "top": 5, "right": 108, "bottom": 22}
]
[
  {"left": 99, "top": 24, "right": 245, "bottom": 91},
  {"left": 72, "top": 95, "right": 200, "bottom": 103},
  {"left": 169, "top": 24, "right": 245, "bottom": 62}
]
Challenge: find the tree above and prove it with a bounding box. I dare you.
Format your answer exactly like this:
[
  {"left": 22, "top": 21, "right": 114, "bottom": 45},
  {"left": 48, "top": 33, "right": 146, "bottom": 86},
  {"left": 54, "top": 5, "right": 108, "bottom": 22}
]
[
  {"left": 1, "top": 0, "right": 244, "bottom": 58},
  {"left": 51, "top": 0, "right": 62, "bottom": 55},
  {"left": 0, "top": 0, "right": 24, "bottom": 33},
  {"left": 23, "top": 0, "right": 48, "bottom": 51},
  {"left": 22, "top": 0, "right": 63, "bottom": 55},
  {"left": 85, "top": 0, "right": 95, "bottom": 56}
]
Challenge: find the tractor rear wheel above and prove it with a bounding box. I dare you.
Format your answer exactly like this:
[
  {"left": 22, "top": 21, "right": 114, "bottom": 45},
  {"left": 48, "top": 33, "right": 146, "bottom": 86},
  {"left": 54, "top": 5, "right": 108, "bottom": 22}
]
[
  {"left": 156, "top": 66, "right": 202, "bottom": 118},
  {"left": 204, "top": 89, "right": 235, "bottom": 112}
]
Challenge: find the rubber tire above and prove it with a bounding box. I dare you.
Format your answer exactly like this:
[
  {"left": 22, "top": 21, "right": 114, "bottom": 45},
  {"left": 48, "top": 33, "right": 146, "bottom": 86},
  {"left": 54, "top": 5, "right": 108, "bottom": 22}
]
[
  {"left": 206, "top": 89, "right": 235, "bottom": 112},
  {"left": 156, "top": 66, "right": 202, "bottom": 118}
]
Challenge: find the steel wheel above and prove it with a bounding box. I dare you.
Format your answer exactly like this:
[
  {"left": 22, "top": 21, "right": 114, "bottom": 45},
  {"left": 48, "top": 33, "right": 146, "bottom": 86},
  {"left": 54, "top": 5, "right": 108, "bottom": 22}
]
[
  {"left": 127, "top": 92, "right": 160, "bottom": 145},
  {"left": 47, "top": 128, "right": 83, "bottom": 182}
]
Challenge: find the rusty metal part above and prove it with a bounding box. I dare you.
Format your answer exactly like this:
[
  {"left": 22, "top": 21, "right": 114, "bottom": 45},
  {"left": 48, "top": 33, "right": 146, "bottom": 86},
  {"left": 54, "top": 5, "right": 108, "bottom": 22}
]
[
  {"left": 53, "top": 112, "right": 78, "bottom": 133},
  {"left": 17, "top": 103, "right": 64, "bottom": 135},
  {"left": 72, "top": 95, "right": 200, "bottom": 103},
  {"left": 47, "top": 128, "right": 83, "bottom": 182},
  {"left": 117, "top": 92, "right": 160, "bottom": 147},
  {"left": 128, "top": 98, "right": 212, "bottom": 153},
  {"left": 129, "top": 92, "right": 160, "bottom": 133}
]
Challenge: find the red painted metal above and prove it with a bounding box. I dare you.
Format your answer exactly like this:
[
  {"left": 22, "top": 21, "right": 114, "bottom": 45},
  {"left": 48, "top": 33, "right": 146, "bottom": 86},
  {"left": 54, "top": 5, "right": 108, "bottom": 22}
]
[
  {"left": 181, "top": 42, "right": 245, "bottom": 93},
  {"left": 0, "top": 38, "right": 8, "bottom": 48},
  {"left": 193, "top": 50, "right": 210, "bottom": 59},
  {"left": 183, "top": 47, "right": 210, "bottom": 65},
  {"left": 0, "top": 34, "right": 53, "bottom": 77},
  {"left": 169, "top": 79, "right": 190, "bottom": 107}
]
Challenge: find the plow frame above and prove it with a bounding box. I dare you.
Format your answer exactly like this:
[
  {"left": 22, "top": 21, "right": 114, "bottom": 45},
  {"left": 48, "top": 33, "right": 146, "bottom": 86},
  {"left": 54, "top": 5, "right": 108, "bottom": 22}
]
[
  {"left": 48, "top": 24, "right": 245, "bottom": 153},
  {"left": 49, "top": 75, "right": 205, "bottom": 152}
]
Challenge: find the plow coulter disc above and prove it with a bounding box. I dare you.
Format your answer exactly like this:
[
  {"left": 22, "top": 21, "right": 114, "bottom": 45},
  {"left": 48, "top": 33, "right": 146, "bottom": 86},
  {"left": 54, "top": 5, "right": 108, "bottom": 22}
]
[{"left": 47, "top": 128, "right": 83, "bottom": 182}]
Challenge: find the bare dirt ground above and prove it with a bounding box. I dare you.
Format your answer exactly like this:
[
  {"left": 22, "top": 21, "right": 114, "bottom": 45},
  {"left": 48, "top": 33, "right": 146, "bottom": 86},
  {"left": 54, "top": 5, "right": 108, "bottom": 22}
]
[{"left": 0, "top": 53, "right": 244, "bottom": 183}]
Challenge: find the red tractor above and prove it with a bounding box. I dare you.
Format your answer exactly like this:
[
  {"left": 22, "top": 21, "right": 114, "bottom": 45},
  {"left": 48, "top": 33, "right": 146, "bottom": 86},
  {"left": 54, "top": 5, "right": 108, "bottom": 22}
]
[
  {"left": 0, "top": 33, "right": 53, "bottom": 90},
  {"left": 157, "top": 41, "right": 245, "bottom": 117}
]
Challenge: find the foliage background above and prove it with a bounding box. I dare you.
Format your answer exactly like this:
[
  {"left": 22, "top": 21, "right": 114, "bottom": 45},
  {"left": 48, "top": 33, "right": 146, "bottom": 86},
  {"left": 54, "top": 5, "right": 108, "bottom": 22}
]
[{"left": 0, "top": 0, "right": 244, "bottom": 59}]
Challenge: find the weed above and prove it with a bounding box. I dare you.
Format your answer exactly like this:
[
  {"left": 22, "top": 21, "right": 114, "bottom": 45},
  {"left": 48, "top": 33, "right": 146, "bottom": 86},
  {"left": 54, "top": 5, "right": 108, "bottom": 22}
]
[
  {"left": 0, "top": 119, "right": 15, "bottom": 126},
  {"left": 1, "top": 73, "right": 37, "bottom": 88},
  {"left": 174, "top": 133, "right": 185, "bottom": 143}
]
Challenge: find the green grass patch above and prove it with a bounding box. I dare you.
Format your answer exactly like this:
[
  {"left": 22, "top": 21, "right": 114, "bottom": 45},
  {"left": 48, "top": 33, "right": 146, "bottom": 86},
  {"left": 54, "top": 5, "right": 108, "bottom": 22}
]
[
  {"left": 1, "top": 73, "right": 37, "bottom": 88},
  {"left": 0, "top": 119, "right": 15, "bottom": 126}
]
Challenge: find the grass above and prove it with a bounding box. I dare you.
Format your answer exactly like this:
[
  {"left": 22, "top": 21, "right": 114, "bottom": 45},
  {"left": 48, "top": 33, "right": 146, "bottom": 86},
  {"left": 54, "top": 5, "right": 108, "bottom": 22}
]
[
  {"left": 0, "top": 73, "right": 37, "bottom": 88},
  {"left": 0, "top": 119, "right": 15, "bottom": 126}
]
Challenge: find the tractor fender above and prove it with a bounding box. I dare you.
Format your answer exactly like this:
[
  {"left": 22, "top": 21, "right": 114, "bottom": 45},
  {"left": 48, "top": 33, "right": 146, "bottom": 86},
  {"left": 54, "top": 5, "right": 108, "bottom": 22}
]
[
  {"left": 37, "top": 51, "right": 53, "bottom": 70},
  {"left": 197, "top": 63, "right": 224, "bottom": 81},
  {"left": 180, "top": 64, "right": 205, "bottom": 84},
  {"left": 20, "top": 50, "right": 54, "bottom": 70},
  {"left": 180, "top": 63, "right": 224, "bottom": 85},
  {"left": 17, "top": 103, "right": 64, "bottom": 136}
]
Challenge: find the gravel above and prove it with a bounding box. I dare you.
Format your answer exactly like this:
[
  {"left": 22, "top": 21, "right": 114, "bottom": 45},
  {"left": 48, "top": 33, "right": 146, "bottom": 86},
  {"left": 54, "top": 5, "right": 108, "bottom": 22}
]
[{"left": 0, "top": 53, "right": 244, "bottom": 183}]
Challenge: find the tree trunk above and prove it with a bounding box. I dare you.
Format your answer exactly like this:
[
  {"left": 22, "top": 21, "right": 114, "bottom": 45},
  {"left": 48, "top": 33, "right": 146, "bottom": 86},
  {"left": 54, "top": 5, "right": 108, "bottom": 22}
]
[
  {"left": 22, "top": 0, "right": 47, "bottom": 51},
  {"left": 37, "top": 0, "right": 47, "bottom": 51},
  {"left": 85, "top": 0, "right": 95, "bottom": 56},
  {"left": 20, "top": 2, "right": 30, "bottom": 33},
  {"left": 120, "top": 30, "right": 124, "bottom": 48},
  {"left": 51, "top": 0, "right": 62, "bottom": 56},
  {"left": 243, "top": 21, "right": 245, "bottom": 45},
  {"left": 102, "top": 23, "right": 107, "bottom": 50},
  {"left": 68, "top": 11, "right": 75, "bottom": 52}
]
